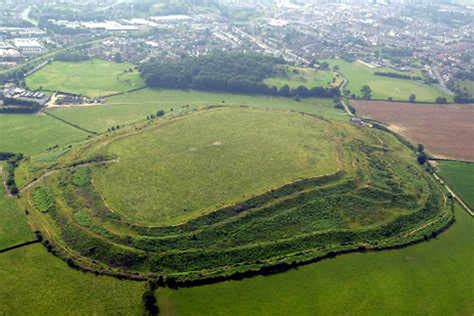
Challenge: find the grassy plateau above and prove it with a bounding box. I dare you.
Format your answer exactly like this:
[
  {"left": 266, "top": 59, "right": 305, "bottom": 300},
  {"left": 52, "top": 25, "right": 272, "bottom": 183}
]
[
  {"left": 264, "top": 66, "right": 338, "bottom": 89},
  {"left": 26, "top": 59, "right": 144, "bottom": 97}
]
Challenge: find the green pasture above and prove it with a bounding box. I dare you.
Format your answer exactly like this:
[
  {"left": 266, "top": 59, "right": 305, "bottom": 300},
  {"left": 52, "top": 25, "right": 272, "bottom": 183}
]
[
  {"left": 438, "top": 160, "right": 474, "bottom": 208},
  {"left": 92, "top": 107, "right": 340, "bottom": 225},
  {"left": 264, "top": 66, "right": 336, "bottom": 89},
  {"left": 159, "top": 204, "right": 473, "bottom": 316},
  {"left": 326, "top": 59, "right": 451, "bottom": 102},
  {"left": 0, "top": 113, "right": 89, "bottom": 155},
  {"left": 0, "top": 180, "right": 34, "bottom": 249},
  {"left": 46, "top": 88, "right": 345, "bottom": 133},
  {"left": 0, "top": 244, "right": 144, "bottom": 315},
  {"left": 25, "top": 59, "right": 144, "bottom": 97}
]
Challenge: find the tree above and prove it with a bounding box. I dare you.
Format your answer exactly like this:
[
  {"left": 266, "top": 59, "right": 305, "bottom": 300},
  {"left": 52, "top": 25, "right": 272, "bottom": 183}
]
[
  {"left": 360, "top": 85, "right": 372, "bottom": 100},
  {"left": 142, "top": 290, "right": 159, "bottom": 316},
  {"left": 279, "top": 84, "right": 291, "bottom": 97},
  {"left": 409, "top": 94, "right": 416, "bottom": 102},
  {"left": 417, "top": 144, "right": 425, "bottom": 153},
  {"left": 417, "top": 152, "right": 427, "bottom": 165},
  {"left": 435, "top": 96, "right": 447, "bottom": 104}
]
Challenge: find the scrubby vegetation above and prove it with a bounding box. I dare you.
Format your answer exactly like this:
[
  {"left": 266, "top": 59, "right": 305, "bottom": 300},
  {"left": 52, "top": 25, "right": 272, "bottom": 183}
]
[{"left": 20, "top": 107, "right": 452, "bottom": 283}]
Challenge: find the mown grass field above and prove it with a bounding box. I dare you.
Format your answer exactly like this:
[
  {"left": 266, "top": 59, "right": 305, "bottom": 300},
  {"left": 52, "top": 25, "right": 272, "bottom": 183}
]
[
  {"left": 326, "top": 59, "right": 451, "bottom": 102},
  {"left": 26, "top": 59, "right": 144, "bottom": 97},
  {"left": 0, "top": 113, "right": 89, "bottom": 155},
  {"left": 158, "top": 204, "right": 473, "bottom": 316},
  {"left": 0, "top": 178, "right": 35, "bottom": 249},
  {"left": 46, "top": 88, "right": 345, "bottom": 133},
  {"left": 437, "top": 160, "right": 474, "bottom": 208},
  {"left": 0, "top": 244, "right": 144, "bottom": 315},
  {"left": 264, "top": 66, "right": 336, "bottom": 89},
  {"left": 93, "top": 107, "right": 340, "bottom": 225}
]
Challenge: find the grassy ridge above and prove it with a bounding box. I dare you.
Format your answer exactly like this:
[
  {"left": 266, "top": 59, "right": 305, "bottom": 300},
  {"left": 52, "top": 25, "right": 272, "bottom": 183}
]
[
  {"left": 0, "top": 244, "right": 144, "bottom": 315},
  {"left": 437, "top": 160, "right": 474, "bottom": 208},
  {"left": 26, "top": 59, "right": 144, "bottom": 97},
  {"left": 158, "top": 204, "right": 473, "bottom": 316},
  {"left": 326, "top": 59, "right": 451, "bottom": 102}
]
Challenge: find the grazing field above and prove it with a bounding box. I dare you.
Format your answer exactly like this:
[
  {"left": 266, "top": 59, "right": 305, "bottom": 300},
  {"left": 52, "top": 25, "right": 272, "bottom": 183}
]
[
  {"left": 46, "top": 88, "right": 345, "bottom": 133},
  {"left": 0, "top": 113, "right": 89, "bottom": 155},
  {"left": 437, "top": 161, "right": 474, "bottom": 208},
  {"left": 0, "top": 244, "right": 144, "bottom": 315},
  {"left": 352, "top": 100, "right": 474, "bottom": 161},
  {"left": 264, "top": 66, "right": 337, "bottom": 89},
  {"left": 158, "top": 204, "right": 473, "bottom": 316},
  {"left": 26, "top": 59, "right": 144, "bottom": 97},
  {"left": 93, "top": 107, "right": 340, "bottom": 225},
  {"left": 0, "top": 181, "right": 34, "bottom": 249},
  {"left": 20, "top": 106, "right": 451, "bottom": 281},
  {"left": 326, "top": 59, "right": 451, "bottom": 102}
]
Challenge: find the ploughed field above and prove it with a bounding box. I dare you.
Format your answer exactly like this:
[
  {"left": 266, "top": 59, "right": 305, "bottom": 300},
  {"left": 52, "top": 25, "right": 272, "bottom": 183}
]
[
  {"left": 19, "top": 107, "right": 452, "bottom": 282},
  {"left": 352, "top": 100, "right": 474, "bottom": 161}
]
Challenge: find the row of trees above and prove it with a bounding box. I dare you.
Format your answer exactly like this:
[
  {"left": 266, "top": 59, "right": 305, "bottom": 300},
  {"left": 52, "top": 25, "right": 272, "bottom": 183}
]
[
  {"left": 0, "top": 152, "right": 23, "bottom": 195},
  {"left": 141, "top": 52, "right": 340, "bottom": 98}
]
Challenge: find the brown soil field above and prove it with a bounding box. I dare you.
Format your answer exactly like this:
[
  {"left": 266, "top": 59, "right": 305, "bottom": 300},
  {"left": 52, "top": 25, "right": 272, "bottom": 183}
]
[{"left": 352, "top": 100, "right": 474, "bottom": 161}]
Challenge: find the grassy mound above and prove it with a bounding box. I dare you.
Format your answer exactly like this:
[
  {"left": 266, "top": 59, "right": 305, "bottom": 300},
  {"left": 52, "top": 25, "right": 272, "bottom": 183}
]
[
  {"left": 93, "top": 107, "right": 341, "bottom": 225},
  {"left": 20, "top": 107, "right": 452, "bottom": 282},
  {"left": 26, "top": 59, "right": 144, "bottom": 97}
]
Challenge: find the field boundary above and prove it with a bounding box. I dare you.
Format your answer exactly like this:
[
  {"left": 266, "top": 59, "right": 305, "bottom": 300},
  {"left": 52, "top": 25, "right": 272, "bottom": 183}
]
[
  {"left": 0, "top": 239, "right": 40, "bottom": 254},
  {"left": 44, "top": 111, "right": 98, "bottom": 135}
]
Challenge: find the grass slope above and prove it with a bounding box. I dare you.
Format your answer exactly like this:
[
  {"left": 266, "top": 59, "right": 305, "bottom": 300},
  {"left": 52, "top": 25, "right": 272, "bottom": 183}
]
[
  {"left": 0, "top": 244, "right": 143, "bottom": 315},
  {"left": 438, "top": 160, "right": 474, "bottom": 208},
  {"left": 0, "top": 113, "right": 89, "bottom": 155},
  {"left": 159, "top": 204, "right": 473, "bottom": 316},
  {"left": 93, "top": 107, "right": 340, "bottom": 225},
  {"left": 26, "top": 59, "right": 144, "bottom": 97},
  {"left": 264, "top": 66, "right": 336, "bottom": 89},
  {"left": 327, "top": 59, "right": 451, "bottom": 102},
  {"left": 0, "top": 180, "right": 34, "bottom": 249},
  {"left": 46, "top": 88, "right": 345, "bottom": 133}
]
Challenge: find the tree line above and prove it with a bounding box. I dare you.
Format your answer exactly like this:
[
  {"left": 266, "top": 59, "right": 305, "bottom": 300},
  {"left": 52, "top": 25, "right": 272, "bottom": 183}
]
[
  {"left": 140, "top": 52, "right": 340, "bottom": 98},
  {"left": 0, "top": 152, "right": 23, "bottom": 195}
]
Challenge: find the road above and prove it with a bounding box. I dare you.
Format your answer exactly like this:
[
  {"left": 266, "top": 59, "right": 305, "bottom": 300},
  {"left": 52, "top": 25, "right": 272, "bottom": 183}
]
[{"left": 20, "top": 6, "right": 38, "bottom": 26}]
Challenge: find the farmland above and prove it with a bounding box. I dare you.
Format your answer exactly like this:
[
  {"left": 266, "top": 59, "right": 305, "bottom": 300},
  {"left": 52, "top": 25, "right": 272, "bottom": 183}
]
[
  {"left": 263, "top": 66, "right": 338, "bottom": 89},
  {"left": 19, "top": 105, "right": 451, "bottom": 282},
  {"left": 0, "top": 181, "right": 35, "bottom": 249},
  {"left": 326, "top": 59, "right": 451, "bottom": 102},
  {"left": 158, "top": 204, "right": 473, "bottom": 316},
  {"left": 437, "top": 161, "right": 474, "bottom": 208},
  {"left": 0, "top": 113, "right": 89, "bottom": 155},
  {"left": 26, "top": 59, "right": 144, "bottom": 97},
  {"left": 352, "top": 100, "right": 474, "bottom": 161},
  {"left": 0, "top": 244, "right": 144, "bottom": 315}
]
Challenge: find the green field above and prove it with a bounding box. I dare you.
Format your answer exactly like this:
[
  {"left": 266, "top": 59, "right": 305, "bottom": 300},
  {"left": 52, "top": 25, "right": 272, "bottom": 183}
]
[
  {"left": 0, "top": 113, "right": 89, "bottom": 155},
  {"left": 326, "top": 59, "right": 451, "bottom": 102},
  {"left": 46, "top": 88, "right": 345, "bottom": 133},
  {"left": 438, "top": 161, "right": 474, "bottom": 208},
  {"left": 0, "top": 180, "right": 35, "bottom": 249},
  {"left": 159, "top": 204, "right": 473, "bottom": 316},
  {"left": 0, "top": 244, "right": 144, "bottom": 315},
  {"left": 264, "top": 66, "right": 337, "bottom": 89},
  {"left": 93, "top": 107, "right": 340, "bottom": 225},
  {"left": 26, "top": 59, "right": 144, "bottom": 97}
]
